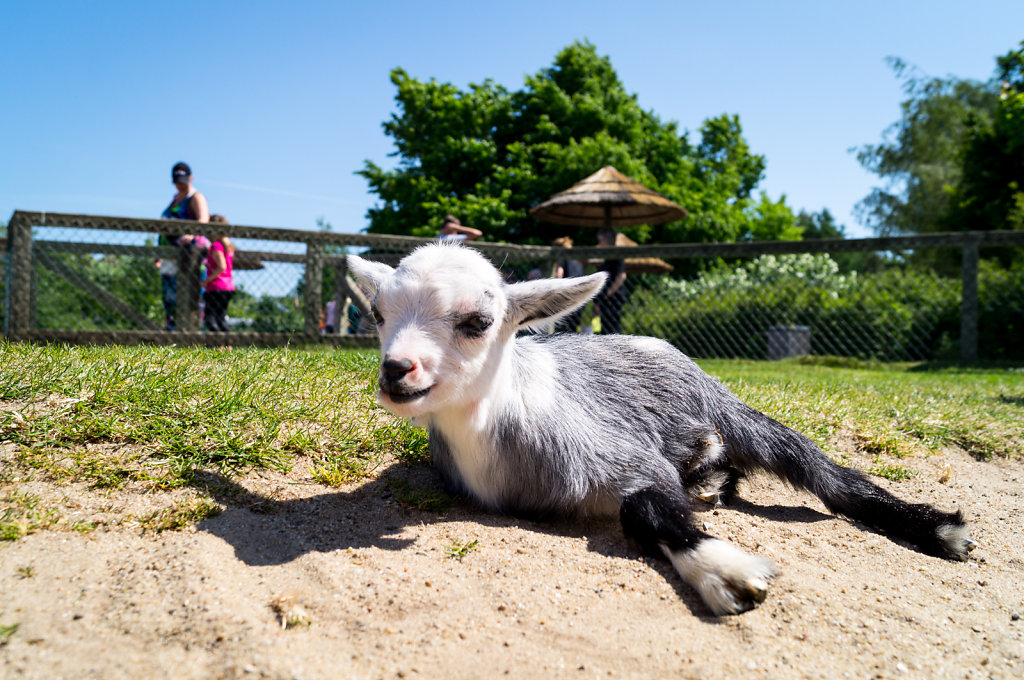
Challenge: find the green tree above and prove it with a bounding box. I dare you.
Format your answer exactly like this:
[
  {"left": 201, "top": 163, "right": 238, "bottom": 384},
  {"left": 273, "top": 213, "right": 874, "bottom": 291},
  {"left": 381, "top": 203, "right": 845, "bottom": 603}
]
[
  {"left": 855, "top": 58, "right": 998, "bottom": 236},
  {"left": 33, "top": 251, "right": 163, "bottom": 330},
  {"left": 797, "top": 208, "right": 845, "bottom": 240},
  {"left": 797, "top": 209, "right": 886, "bottom": 273},
  {"left": 953, "top": 41, "right": 1024, "bottom": 232},
  {"left": 360, "top": 41, "right": 794, "bottom": 245}
]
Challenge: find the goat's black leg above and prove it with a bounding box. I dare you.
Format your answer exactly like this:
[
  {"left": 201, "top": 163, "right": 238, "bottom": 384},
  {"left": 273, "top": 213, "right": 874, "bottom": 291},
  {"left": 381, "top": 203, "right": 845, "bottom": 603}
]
[
  {"left": 683, "top": 464, "right": 742, "bottom": 506},
  {"left": 723, "top": 406, "right": 976, "bottom": 560},
  {"left": 620, "top": 486, "right": 774, "bottom": 615}
]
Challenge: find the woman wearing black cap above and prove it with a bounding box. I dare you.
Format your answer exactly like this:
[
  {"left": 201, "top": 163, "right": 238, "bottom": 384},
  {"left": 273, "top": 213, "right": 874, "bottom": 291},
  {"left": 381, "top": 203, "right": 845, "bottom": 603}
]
[
  {"left": 163, "top": 162, "right": 209, "bottom": 223},
  {"left": 158, "top": 162, "right": 209, "bottom": 330}
]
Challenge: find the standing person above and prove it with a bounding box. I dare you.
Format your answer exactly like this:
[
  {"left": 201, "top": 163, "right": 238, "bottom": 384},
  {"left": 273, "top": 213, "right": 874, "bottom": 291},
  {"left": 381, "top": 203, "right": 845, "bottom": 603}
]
[
  {"left": 552, "top": 236, "right": 586, "bottom": 333},
  {"left": 323, "top": 299, "right": 339, "bottom": 334},
  {"left": 595, "top": 228, "right": 628, "bottom": 335},
  {"left": 204, "top": 214, "right": 235, "bottom": 333},
  {"left": 158, "top": 162, "right": 209, "bottom": 330},
  {"left": 437, "top": 214, "right": 482, "bottom": 242}
]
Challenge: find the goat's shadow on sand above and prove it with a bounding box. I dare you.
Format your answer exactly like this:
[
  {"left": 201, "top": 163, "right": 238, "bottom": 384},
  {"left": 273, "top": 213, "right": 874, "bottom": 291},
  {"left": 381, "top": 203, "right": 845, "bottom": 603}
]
[
  {"left": 192, "top": 464, "right": 839, "bottom": 620},
  {"left": 725, "top": 496, "right": 834, "bottom": 525},
  {"left": 193, "top": 464, "right": 637, "bottom": 566}
]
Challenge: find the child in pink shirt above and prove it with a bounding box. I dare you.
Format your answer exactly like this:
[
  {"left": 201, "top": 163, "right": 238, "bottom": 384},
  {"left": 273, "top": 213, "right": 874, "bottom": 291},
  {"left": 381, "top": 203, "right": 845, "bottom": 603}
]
[{"left": 204, "top": 215, "right": 235, "bottom": 332}]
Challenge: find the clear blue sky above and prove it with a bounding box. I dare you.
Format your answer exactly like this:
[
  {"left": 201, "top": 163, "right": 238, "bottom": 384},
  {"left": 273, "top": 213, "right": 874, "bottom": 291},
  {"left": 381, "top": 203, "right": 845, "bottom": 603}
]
[{"left": 2, "top": 1, "right": 1021, "bottom": 239}]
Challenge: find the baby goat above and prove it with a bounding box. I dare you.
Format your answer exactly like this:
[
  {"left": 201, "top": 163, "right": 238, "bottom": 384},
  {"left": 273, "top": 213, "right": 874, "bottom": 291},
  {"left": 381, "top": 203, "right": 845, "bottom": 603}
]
[{"left": 347, "top": 242, "right": 975, "bottom": 616}]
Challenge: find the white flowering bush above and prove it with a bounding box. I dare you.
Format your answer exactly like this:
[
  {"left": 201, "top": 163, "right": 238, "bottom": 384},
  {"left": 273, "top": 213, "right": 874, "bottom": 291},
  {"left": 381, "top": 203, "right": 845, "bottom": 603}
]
[
  {"left": 624, "top": 255, "right": 962, "bottom": 361},
  {"left": 661, "top": 254, "right": 855, "bottom": 301}
]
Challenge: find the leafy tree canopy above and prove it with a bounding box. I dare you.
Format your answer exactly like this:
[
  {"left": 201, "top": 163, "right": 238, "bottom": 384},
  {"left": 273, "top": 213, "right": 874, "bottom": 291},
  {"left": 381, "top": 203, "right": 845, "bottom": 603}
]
[
  {"left": 854, "top": 54, "right": 1003, "bottom": 236},
  {"left": 953, "top": 41, "right": 1024, "bottom": 232},
  {"left": 359, "top": 41, "right": 798, "bottom": 245},
  {"left": 797, "top": 208, "right": 885, "bottom": 273},
  {"left": 796, "top": 208, "right": 846, "bottom": 240}
]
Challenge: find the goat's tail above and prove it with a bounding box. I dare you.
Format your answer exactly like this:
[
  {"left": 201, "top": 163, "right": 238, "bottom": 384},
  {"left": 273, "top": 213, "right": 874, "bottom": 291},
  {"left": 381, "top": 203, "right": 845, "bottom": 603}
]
[{"left": 722, "top": 405, "right": 975, "bottom": 561}]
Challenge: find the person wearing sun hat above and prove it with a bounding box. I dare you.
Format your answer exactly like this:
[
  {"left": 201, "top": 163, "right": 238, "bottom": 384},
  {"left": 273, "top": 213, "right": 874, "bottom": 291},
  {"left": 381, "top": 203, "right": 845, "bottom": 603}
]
[
  {"left": 436, "top": 214, "right": 482, "bottom": 242},
  {"left": 158, "top": 162, "right": 209, "bottom": 330}
]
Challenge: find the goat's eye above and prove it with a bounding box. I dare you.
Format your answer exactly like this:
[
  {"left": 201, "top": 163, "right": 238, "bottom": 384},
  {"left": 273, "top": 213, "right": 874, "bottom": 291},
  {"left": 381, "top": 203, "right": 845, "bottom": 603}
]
[
  {"left": 456, "top": 313, "right": 492, "bottom": 338},
  {"left": 371, "top": 307, "right": 384, "bottom": 326}
]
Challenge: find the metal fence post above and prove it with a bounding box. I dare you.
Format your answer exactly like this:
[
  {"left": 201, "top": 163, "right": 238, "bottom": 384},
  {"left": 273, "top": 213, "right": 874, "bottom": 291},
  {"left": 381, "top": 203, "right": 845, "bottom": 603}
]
[
  {"left": 960, "top": 236, "right": 980, "bottom": 363},
  {"left": 6, "top": 213, "right": 32, "bottom": 339},
  {"left": 304, "top": 240, "right": 323, "bottom": 339}
]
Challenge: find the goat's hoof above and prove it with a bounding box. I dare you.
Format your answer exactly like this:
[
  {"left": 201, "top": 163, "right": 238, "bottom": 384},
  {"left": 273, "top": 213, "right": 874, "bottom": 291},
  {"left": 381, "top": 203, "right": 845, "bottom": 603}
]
[
  {"left": 697, "top": 491, "right": 721, "bottom": 505},
  {"left": 936, "top": 523, "right": 977, "bottom": 561},
  {"left": 671, "top": 539, "right": 775, "bottom": 616},
  {"left": 715, "top": 574, "right": 771, "bottom": 614},
  {"left": 739, "top": 575, "right": 770, "bottom": 603}
]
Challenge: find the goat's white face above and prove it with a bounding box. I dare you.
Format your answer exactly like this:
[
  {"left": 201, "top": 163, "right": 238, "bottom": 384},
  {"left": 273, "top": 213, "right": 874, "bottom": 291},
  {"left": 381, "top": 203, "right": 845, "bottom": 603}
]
[
  {"left": 347, "top": 243, "right": 605, "bottom": 419},
  {"left": 350, "top": 245, "right": 507, "bottom": 418}
]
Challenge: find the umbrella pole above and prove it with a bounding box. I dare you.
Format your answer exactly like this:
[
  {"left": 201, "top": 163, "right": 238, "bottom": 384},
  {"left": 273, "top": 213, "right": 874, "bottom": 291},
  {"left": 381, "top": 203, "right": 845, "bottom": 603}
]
[{"left": 600, "top": 205, "right": 617, "bottom": 244}]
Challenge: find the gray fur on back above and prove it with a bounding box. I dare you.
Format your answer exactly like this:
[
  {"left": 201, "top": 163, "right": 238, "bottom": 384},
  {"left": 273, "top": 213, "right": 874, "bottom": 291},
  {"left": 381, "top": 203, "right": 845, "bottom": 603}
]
[{"left": 429, "top": 333, "right": 727, "bottom": 518}]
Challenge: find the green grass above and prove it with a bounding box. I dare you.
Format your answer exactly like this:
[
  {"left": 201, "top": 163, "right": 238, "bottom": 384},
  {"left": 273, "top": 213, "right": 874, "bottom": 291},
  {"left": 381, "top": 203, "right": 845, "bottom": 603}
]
[
  {"left": 137, "top": 497, "right": 222, "bottom": 532},
  {"left": 444, "top": 538, "right": 480, "bottom": 561},
  {"left": 309, "top": 454, "right": 375, "bottom": 486},
  {"left": 0, "top": 491, "right": 60, "bottom": 541},
  {"left": 386, "top": 477, "right": 455, "bottom": 513},
  {"left": 699, "top": 356, "right": 1024, "bottom": 460},
  {"left": 0, "top": 342, "right": 428, "bottom": 490},
  {"left": 867, "top": 460, "right": 917, "bottom": 482},
  {"left": 1, "top": 343, "right": 1021, "bottom": 540},
  {"left": 0, "top": 622, "right": 19, "bottom": 646}
]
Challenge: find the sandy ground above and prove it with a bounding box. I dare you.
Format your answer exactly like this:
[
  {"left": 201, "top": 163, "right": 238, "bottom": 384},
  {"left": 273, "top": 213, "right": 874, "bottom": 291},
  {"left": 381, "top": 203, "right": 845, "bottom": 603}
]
[{"left": 1, "top": 439, "right": 1022, "bottom": 680}]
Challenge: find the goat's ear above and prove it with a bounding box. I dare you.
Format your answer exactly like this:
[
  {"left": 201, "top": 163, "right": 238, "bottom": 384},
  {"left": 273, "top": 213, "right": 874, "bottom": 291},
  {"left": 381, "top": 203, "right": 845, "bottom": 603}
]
[
  {"left": 505, "top": 273, "right": 607, "bottom": 332},
  {"left": 346, "top": 255, "right": 394, "bottom": 293}
]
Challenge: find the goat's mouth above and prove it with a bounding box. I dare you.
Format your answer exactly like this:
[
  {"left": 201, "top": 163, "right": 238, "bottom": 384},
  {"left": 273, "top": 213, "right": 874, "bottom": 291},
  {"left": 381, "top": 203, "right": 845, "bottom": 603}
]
[{"left": 381, "top": 385, "right": 432, "bottom": 404}]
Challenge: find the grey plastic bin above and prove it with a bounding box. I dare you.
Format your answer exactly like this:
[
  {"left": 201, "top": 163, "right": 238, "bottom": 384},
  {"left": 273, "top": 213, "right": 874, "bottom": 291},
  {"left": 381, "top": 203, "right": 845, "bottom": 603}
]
[{"left": 766, "top": 325, "right": 811, "bottom": 360}]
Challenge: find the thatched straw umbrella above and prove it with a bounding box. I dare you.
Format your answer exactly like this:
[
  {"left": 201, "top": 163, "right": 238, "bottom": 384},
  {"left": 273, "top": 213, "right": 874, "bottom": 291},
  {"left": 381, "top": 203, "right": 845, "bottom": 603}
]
[
  {"left": 574, "top": 232, "right": 673, "bottom": 274},
  {"left": 528, "top": 165, "right": 686, "bottom": 228},
  {"left": 530, "top": 166, "right": 680, "bottom": 274},
  {"left": 612, "top": 232, "right": 674, "bottom": 275}
]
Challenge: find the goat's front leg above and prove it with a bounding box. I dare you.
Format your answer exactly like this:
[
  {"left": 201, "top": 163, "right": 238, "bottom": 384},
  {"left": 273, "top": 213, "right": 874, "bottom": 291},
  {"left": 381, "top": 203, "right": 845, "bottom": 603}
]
[{"left": 620, "top": 486, "right": 775, "bottom": 615}]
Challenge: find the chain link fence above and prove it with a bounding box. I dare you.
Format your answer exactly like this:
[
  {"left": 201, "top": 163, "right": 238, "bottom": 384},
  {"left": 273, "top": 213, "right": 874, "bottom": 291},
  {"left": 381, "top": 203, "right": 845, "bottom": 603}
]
[{"left": 4, "top": 211, "right": 1024, "bottom": 361}]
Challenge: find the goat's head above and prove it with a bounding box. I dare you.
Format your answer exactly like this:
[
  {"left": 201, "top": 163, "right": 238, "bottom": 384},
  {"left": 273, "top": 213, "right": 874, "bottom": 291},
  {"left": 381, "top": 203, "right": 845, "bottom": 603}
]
[{"left": 347, "top": 243, "right": 605, "bottom": 418}]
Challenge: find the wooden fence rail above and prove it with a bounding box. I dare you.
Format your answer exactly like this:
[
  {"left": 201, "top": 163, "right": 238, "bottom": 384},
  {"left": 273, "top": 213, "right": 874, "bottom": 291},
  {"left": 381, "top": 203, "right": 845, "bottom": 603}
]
[{"left": 5, "top": 210, "right": 1024, "bottom": 359}]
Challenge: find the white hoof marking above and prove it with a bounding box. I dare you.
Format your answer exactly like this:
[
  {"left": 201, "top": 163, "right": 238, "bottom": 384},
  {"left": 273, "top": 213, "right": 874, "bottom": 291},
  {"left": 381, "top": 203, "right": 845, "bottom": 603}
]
[
  {"left": 937, "top": 523, "right": 976, "bottom": 561},
  {"left": 662, "top": 538, "right": 775, "bottom": 616}
]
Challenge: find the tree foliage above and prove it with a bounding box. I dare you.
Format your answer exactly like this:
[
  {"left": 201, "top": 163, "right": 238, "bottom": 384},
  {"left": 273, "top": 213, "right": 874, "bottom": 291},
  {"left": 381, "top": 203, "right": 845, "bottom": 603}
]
[
  {"left": 34, "top": 252, "right": 163, "bottom": 330},
  {"left": 360, "top": 41, "right": 797, "bottom": 245},
  {"left": 953, "top": 41, "right": 1024, "bottom": 232},
  {"left": 796, "top": 208, "right": 883, "bottom": 272},
  {"left": 854, "top": 57, "right": 998, "bottom": 236},
  {"left": 796, "top": 208, "right": 846, "bottom": 240},
  {"left": 856, "top": 43, "right": 1024, "bottom": 237}
]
